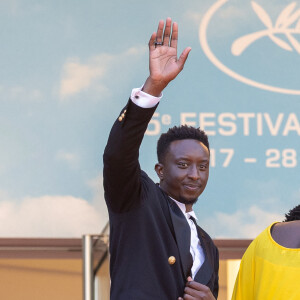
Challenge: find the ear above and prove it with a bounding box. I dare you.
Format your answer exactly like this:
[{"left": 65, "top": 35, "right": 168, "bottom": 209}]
[{"left": 155, "top": 163, "right": 164, "bottom": 180}]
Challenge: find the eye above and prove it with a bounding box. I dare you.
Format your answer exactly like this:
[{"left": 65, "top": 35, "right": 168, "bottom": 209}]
[
  {"left": 178, "top": 162, "right": 188, "bottom": 168},
  {"left": 199, "top": 164, "right": 208, "bottom": 170}
]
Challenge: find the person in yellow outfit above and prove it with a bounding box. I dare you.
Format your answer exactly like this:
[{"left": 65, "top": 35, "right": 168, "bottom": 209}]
[{"left": 231, "top": 205, "right": 300, "bottom": 300}]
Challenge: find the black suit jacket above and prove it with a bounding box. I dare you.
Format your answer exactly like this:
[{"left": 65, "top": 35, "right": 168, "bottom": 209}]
[{"left": 103, "top": 100, "right": 219, "bottom": 299}]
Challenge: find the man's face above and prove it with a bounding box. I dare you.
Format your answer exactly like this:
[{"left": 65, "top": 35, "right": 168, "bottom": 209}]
[{"left": 155, "top": 139, "right": 210, "bottom": 207}]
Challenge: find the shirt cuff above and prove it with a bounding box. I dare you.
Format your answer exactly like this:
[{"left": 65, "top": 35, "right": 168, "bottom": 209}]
[{"left": 130, "top": 86, "right": 162, "bottom": 108}]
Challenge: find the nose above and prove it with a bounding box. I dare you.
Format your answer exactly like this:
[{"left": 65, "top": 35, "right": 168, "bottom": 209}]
[{"left": 187, "top": 164, "right": 200, "bottom": 180}]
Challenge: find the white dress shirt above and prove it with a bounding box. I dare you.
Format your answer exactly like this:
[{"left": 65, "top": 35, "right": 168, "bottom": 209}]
[
  {"left": 130, "top": 86, "right": 162, "bottom": 108},
  {"left": 171, "top": 198, "right": 205, "bottom": 279},
  {"left": 130, "top": 87, "right": 205, "bottom": 279}
]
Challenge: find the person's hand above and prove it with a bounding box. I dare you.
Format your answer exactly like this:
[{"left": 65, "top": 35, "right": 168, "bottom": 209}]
[
  {"left": 142, "top": 17, "right": 191, "bottom": 97},
  {"left": 178, "top": 277, "right": 216, "bottom": 300}
]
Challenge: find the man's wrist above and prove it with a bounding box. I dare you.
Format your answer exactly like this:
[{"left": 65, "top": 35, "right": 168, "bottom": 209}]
[{"left": 142, "top": 77, "right": 167, "bottom": 97}]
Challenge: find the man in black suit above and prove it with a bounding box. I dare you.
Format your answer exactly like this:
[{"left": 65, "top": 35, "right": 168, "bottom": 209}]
[{"left": 103, "top": 18, "right": 219, "bottom": 299}]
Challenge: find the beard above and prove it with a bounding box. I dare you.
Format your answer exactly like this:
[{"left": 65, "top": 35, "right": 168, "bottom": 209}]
[{"left": 177, "top": 196, "right": 198, "bottom": 205}]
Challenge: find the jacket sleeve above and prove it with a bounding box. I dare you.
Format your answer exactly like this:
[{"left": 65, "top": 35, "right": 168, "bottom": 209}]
[{"left": 103, "top": 99, "right": 158, "bottom": 213}]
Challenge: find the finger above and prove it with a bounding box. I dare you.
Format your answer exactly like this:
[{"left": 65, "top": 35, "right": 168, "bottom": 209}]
[
  {"left": 184, "top": 286, "right": 204, "bottom": 298},
  {"left": 163, "top": 17, "right": 172, "bottom": 46},
  {"left": 149, "top": 32, "right": 157, "bottom": 51},
  {"left": 186, "top": 280, "right": 211, "bottom": 293},
  {"left": 182, "top": 294, "right": 195, "bottom": 300},
  {"left": 170, "top": 22, "right": 178, "bottom": 49},
  {"left": 155, "top": 19, "right": 165, "bottom": 43},
  {"left": 177, "top": 47, "right": 192, "bottom": 70}
]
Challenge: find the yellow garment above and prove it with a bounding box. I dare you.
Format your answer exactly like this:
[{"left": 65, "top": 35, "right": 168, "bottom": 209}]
[{"left": 232, "top": 222, "right": 300, "bottom": 300}]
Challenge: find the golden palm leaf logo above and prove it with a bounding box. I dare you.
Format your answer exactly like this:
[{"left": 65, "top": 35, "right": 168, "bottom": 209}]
[
  {"left": 199, "top": 0, "right": 300, "bottom": 95},
  {"left": 232, "top": 1, "right": 300, "bottom": 55}
]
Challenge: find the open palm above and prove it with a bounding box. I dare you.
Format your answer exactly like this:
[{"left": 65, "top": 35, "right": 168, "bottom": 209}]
[{"left": 143, "top": 18, "right": 191, "bottom": 96}]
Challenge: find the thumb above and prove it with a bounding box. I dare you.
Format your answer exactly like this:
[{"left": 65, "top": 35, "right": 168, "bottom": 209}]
[
  {"left": 177, "top": 47, "right": 192, "bottom": 69},
  {"left": 178, "top": 298, "right": 183, "bottom": 300},
  {"left": 187, "top": 276, "right": 193, "bottom": 282}
]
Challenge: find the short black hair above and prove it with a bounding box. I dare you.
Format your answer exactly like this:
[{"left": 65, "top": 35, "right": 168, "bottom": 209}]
[
  {"left": 284, "top": 204, "right": 300, "bottom": 222},
  {"left": 157, "top": 125, "right": 209, "bottom": 163}
]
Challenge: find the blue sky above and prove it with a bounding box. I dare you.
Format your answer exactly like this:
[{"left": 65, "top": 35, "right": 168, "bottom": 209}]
[{"left": 0, "top": 0, "right": 299, "bottom": 238}]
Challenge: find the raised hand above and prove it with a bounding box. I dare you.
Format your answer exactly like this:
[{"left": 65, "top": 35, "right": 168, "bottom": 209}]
[{"left": 142, "top": 17, "right": 191, "bottom": 97}]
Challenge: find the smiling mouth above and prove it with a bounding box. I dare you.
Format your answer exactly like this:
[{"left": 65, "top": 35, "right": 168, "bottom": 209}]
[{"left": 183, "top": 184, "right": 201, "bottom": 191}]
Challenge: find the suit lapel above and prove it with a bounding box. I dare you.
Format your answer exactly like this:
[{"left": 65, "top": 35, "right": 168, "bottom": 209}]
[
  {"left": 194, "top": 226, "right": 213, "bottom": 285},
  {"left": 167, "top": 198, "right": 193, "bottom": 279}
]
